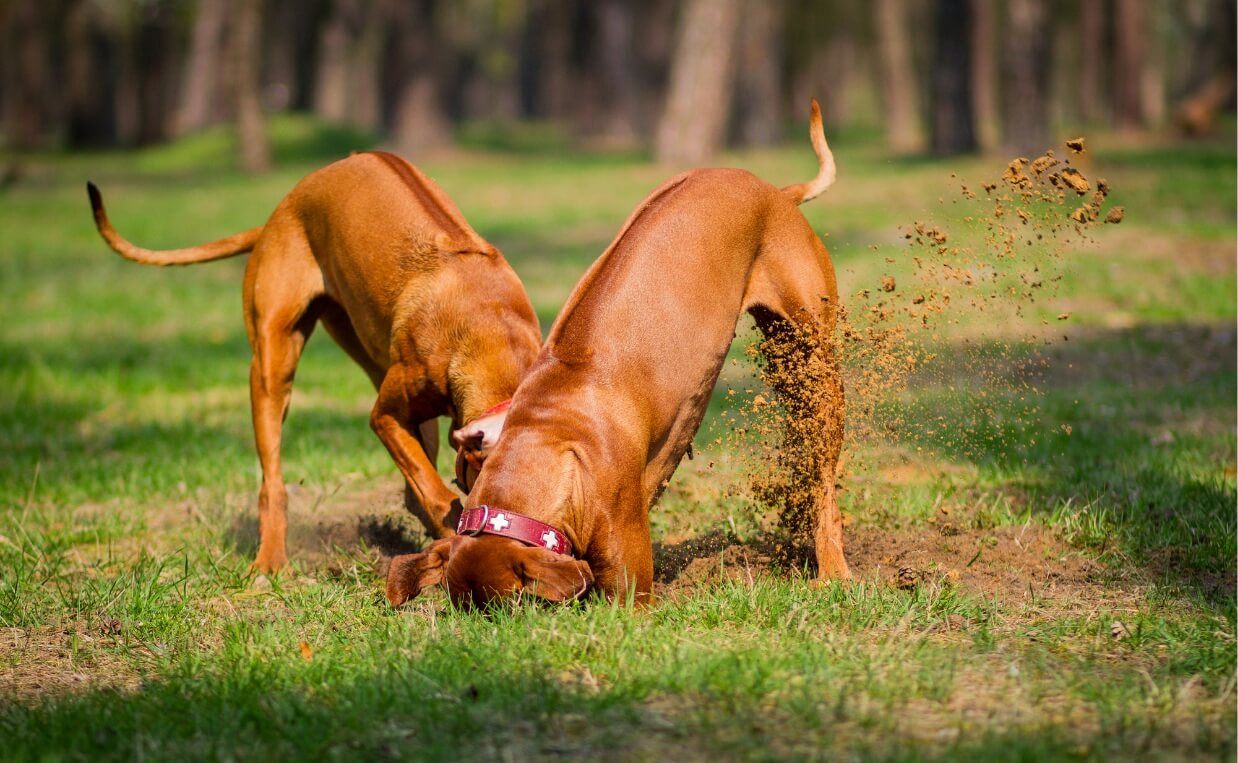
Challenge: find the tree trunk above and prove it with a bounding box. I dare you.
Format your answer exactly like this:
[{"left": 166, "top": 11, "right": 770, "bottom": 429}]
[
  {"left": 875, "top": 0, "right": 921, "bottom": 152},
  {"left": 1172, "top": 0, "right": 1236, "bottom": 134},
  {"left": 1113, "top": 0, "right": 1146, "bottom": 129},
  {"left": 1078, "top": 0, "right": 1105, "bottom": 124},
  {"left": 633, "top": 0, "right": 676, "bottom": 137},
  {"left": 734, "top": 0, "right": 784, "bottom": 147},
  {"left": 233, "top": 0, "right": 270, "bottom": 173},
  {"left": 1140, "top": 0, "right": 1166, "bottom": 126},
  {"left": 1001, "top": 0, "right": 1051, "bottom": 154},
  {"left": 176, "top": 0, "right": 229, "bottom": 135},
  {"left": 264, "top": 0, "right": 320, "bottom": 113},
  {"left": 655, "top": 0, "right": 743, "bottom": 164},
  {"left": 65, "top": 0, "right": 118, "bottom": 147},
  {"left": 315, "top": 0, "right": 385, "bottom": 130},
  {"left": 314, "top": 6, "right": 348, "bottom": 121},
  {"left": 930, "top": 0, "right": 976, "bottom": 156},
  {"left": 970, "top": 0, "right": 998, "bottom": 151},
  {"left": 594, "top": 0, "right": 642, "bottom": 144},
  {"left": 387, "top": 0, "right": 450, "bottom": 155},
  {"left": 3, "top": 0, "right": 55, "bottom": 149},
  {"left": 133, "top": 3, "right": 176, "bottom": 146},
  {"left": 349, "top": 5, "right": 385, "bottom": 132}
]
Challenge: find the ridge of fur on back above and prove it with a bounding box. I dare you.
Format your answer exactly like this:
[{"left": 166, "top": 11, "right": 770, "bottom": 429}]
[{"left": 781, "top": 99, "right": 836, "bottom": 206}]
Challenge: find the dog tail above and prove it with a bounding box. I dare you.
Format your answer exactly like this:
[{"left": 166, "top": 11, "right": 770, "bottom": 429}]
[
  {"left": 87, "top": 182, "right": 263, "bottom": 266},
  {"left": 781, "top": 99, "right": 837, "bottom": 206}
]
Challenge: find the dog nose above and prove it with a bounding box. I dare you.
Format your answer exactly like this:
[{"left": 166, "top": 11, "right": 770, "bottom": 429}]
[{"left": 451, "top": 426, "right": 484, "bottom": 450}]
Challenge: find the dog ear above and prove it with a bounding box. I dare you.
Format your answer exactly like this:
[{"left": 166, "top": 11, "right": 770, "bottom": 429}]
[
  {"left": 516, "top": 547, "right": 593, "bottom": 602},
  {"left": 386, "top": 538, "right": 454, "bottom": 607}
]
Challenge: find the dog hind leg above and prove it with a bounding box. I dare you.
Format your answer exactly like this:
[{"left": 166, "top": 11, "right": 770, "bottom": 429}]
[
  {"left": 745, "top": 236, "right": 851, "bottom": 581},
  {"left": 243, "top": 226, "right": 324, "bottom": 574}
]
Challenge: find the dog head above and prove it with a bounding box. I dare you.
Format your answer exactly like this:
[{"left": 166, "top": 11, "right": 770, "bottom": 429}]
[
  {"left": 451, "top": 406, "right": 510, "bottom": 491},
  {"left": 386, "top": 535, "right": 593, "bottom": 609}
]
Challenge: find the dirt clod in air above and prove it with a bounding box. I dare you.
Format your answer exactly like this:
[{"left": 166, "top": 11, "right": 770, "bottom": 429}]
[
  {"left": 881, "top": 276, "right": 896, "bottom": 292},
  {"left": 1066, "top": 137, "right": 1085, "bottom": 153},
  {"left": 1104, "top": 206, "right": 1125, "bottom": 224},
  {"left": 1002, "top": 158, "right": 1030, "bottom": 187},
  {"left": 1029, "top": 150, "right": 1058, "bottom": 176},
  {"left": 1058, "top": 168, "right": 1090, "bottom": 195}
]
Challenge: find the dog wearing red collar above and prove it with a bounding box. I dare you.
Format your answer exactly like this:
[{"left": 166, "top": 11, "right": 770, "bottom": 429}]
[{"left": 387, "top": 101, "right": 848, "bottom": 608}]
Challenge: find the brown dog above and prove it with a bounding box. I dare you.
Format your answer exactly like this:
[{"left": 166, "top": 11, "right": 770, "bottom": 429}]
[
  {"left": 387, "top": 102, "right": 849, "bottom": 608},
  {"left": 88, "top": 151, "right": 542, "bottom": 573}
]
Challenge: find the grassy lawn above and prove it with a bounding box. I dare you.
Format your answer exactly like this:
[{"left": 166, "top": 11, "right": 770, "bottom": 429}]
[{"left": 0, "top": 116, "right": 1234, "bottom": 761}]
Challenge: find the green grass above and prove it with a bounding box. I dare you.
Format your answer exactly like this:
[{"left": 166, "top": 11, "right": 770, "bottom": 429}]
[{"left": 0, "top": 115, "right": 1234, "bottom": 760}]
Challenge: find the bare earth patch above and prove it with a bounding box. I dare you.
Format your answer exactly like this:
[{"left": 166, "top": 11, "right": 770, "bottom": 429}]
[
  {"left": 654, "top": 522, "right": 1143, "bottom": 615},
  {"left": 0, "top": 626, "right": 142, "bottom": 702}
]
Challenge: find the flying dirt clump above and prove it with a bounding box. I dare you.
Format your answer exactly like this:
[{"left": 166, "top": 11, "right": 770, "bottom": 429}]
[{"left": 715, "top": 137, "right": 1124, "bottom": 558}]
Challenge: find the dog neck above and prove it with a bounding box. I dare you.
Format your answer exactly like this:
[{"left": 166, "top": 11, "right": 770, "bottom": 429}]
[{"left": 448, "top": 322, "right": 538, "bottom": 426}]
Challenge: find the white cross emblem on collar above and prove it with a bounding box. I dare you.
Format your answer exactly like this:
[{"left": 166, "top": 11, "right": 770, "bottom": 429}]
[
  {"left": 488, "top": 513, "right": 511, "bottom": 532},
  {"left": 541, "top": 530, "right": 559, "bottom": 551}
]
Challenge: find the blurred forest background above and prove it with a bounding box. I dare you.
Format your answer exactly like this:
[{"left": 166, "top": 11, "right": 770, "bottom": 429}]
[{"left": 2, "top": 0, "right": 1235, "bottom": 172}]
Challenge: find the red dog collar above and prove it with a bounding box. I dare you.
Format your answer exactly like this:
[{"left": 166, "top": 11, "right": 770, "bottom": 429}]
[
  {"left": 457, "top": 506, "right": 573, "bottom": 557},
  {"left": 479, "top": 399, "right": 512, "bottom": 417}
]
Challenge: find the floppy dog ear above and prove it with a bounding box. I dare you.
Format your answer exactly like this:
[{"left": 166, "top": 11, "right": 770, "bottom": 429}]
[
  {"left": 516, "top": 547, "right": 594, "bottom": 602},
  {"left": 386, "top": 538, "right": 454, "bottom": 607}
]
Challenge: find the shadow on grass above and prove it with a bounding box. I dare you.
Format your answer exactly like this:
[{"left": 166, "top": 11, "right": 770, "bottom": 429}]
[
  {"left": 0, "top": 330, "right": 377, "bottom": 506},
  {"left": 0, "top": 643, "right": 1227, "bottom": 762}
]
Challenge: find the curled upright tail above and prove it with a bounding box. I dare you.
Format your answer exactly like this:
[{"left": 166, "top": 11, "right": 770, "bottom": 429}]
[
  {"left": 87, "top": 182, "right": 263, "bottom": 266},
  {"left": 781, "top": 99, "right": 837, "bottom": 206}
]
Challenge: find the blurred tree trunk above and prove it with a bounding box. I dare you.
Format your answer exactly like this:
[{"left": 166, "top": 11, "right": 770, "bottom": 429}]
[
  {"left": 387, "top": 0, "right": 450, "bottom": 156},
  {"left": 1173, "top": 0, "right": 1236, "bottom": 134},
  {"left": 350, "top": 7, "right": 385, "bottom": 132},
  {"left": 594, "top": 0, "right": 641, "bottom": 144},
  {"left": 315, "top": 0, "right": 383, "bottom": 130},
  {"left": 1141, "top": 1, "right": 1166, "bottom": 126},
  {"left": 734, "top": 0, "right": 784, "bottom": 147},
  {"left": 66, "top": 0, "right": 118, "bottom": 147},
  {"left": 264, "top": 0, "right": 322, "bottom": 113},
  {"left": 176, "top": 0, "right": 229, "bottom": 135},
  {"left": 655, "top": 0, "right": 742, "bottom": 164},
  {"left": 1078, "top": 0, "right": 1105, "bottom": 123},
  {"left": 970, "top": 0, "right": 998, "bottom": 151},
  {"left": 3, "top": 0, "right": 56, "bottom": 149},
  {"left": 930, "top": 0, "right": 976, "bottom": 156},
  {"left": 1113, "top": 0, "right": 1146, "bottom": 128},
  {"left": 818, "top": 34, "right": 856, "bottom": 127},
  {"left": 875, "top": 0, "right": 921, "bottom": 152},
  {"left": 1001, "top": 0, "right": 1051, "bottom": 154},
  {"left": 633, "top": 0, "right": 676, "bottom": 137},
  {"left": 315, "top": 0, "right": 353, "bottom": 122},
  {"left": 233, "top": 0, "right": 270, "bottom": 173},
  {"left": 516, "top": 0, "right": 550, "bottom": 119},
  {"left": 529, "top": 0, "right": 574, "bottom": 122},
  {"left": 128, "top": 3, "right": 177, "bottom": 146}
]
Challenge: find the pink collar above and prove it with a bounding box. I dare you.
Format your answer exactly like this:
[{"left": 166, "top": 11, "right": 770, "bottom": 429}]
[
  {"left": 479, "top": 399, "right": 512, "bottom": 417},
  {"left": 457, "top": 506, "right": 574, "bottom": 557}
]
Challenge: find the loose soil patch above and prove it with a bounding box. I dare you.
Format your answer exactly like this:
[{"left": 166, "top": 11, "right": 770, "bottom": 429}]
[{"left": 653, "top": 522, "right": 1143, "bottom": 615}]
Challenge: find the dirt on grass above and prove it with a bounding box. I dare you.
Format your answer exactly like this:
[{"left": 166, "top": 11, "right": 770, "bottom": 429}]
[
  {"left": 0, "top": 625, "right": 142, "bottom": 702},
  {"left": 653, "top": 521, "right": 1141, "bottom": 616}
]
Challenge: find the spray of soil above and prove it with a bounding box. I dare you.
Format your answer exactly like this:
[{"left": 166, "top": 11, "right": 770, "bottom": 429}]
[{"left": 710, "top": 139, "right": 1123, "bottom": 556}]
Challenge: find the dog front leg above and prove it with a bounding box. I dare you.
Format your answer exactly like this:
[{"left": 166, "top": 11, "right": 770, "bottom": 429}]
[{"left": 371, "top": 367, "right": 461, "bottom": 539}]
